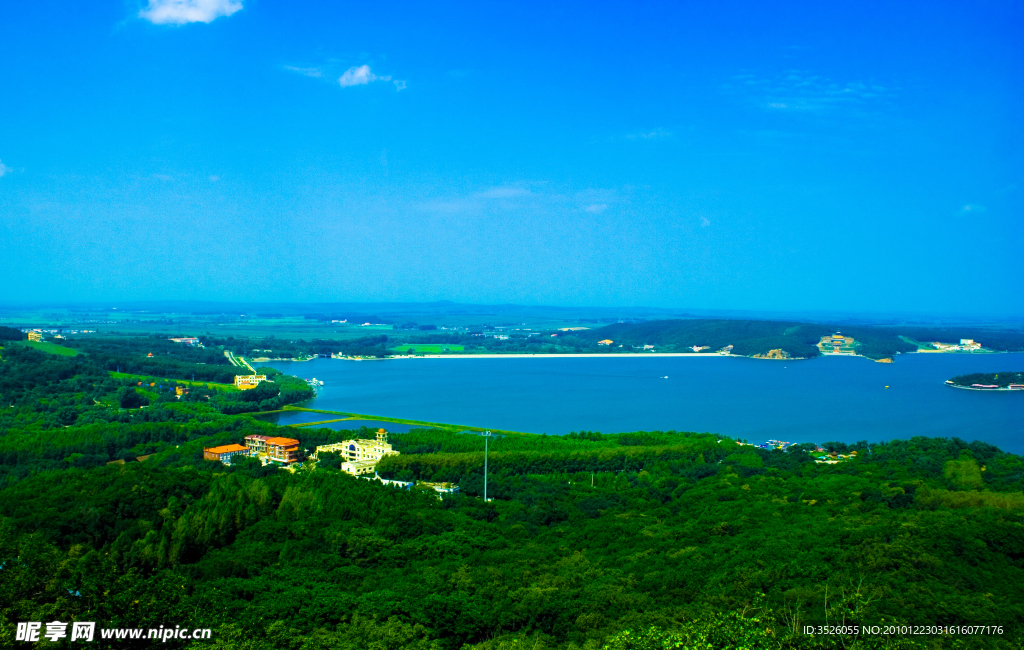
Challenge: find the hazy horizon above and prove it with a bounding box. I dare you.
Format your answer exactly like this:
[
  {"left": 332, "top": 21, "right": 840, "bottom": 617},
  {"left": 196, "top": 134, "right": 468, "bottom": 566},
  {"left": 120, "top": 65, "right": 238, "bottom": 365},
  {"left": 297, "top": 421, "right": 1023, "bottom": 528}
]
[{"left": 2, "top": 298, "right": 1021, "bottom": 326}]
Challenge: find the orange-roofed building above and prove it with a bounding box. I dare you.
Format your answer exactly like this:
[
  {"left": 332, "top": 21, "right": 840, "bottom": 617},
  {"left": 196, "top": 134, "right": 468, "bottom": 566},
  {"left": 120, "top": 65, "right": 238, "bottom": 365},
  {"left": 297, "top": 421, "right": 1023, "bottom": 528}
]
[
  {"left": 203, "top": 444, "right": 250, "bottom": 463},
  {"left": 265, "top": 437, "right": 301, "bottom": 464},
  {"left": 597, "top": 339, "right": 614, "bottom": 346}
]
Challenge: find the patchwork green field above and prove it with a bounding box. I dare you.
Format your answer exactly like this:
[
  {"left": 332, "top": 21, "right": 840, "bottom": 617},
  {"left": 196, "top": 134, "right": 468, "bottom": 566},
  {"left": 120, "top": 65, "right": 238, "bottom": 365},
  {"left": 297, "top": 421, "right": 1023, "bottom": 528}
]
[
  {"left": 109, "top": 371, "right": 240, "bottom": 392},
  {"left": 391, "top": 343, "right": 465, "bottom": 353},
  {"left": 19, "top": 340, "right": 80, "bottom": 356}
]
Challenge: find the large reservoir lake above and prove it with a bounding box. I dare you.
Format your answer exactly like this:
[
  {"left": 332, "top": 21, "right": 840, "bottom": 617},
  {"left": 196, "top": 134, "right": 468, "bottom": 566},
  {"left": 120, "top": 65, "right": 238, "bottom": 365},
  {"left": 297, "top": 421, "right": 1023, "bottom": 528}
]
[{"left": 263, "top": 353, "right": 1024, "bottom": 454}]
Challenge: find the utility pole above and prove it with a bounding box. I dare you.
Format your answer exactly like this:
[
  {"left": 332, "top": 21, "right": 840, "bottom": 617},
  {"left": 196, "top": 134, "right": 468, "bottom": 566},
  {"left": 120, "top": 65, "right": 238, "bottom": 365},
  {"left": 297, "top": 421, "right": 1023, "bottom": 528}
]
[{"left": 482, "top": 431, "right": 493, "bottom": 502}]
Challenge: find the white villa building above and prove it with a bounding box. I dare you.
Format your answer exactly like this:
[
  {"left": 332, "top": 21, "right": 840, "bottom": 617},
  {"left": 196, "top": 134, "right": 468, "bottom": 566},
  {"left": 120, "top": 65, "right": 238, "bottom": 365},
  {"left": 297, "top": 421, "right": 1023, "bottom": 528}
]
[{"left": 315, "top": 428, "right": 399, "bottom": 476}]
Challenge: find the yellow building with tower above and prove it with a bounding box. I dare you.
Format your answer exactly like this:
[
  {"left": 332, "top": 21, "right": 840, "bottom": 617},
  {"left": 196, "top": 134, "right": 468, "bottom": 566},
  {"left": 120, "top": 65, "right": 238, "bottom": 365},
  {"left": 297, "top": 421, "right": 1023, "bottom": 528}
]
[
  {"left": 315, "top": 429, "right": 399, "bottom": 476},
  {"left": 234, "top": 374, "right": 268, "bottom": 389}
]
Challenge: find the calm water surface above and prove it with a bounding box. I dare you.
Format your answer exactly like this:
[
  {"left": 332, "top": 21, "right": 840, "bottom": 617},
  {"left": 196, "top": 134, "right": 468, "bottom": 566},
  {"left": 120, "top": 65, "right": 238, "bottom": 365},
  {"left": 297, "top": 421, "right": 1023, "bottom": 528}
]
[{"left": 263, "top": 353, "right": 1024, "bottom": 453}]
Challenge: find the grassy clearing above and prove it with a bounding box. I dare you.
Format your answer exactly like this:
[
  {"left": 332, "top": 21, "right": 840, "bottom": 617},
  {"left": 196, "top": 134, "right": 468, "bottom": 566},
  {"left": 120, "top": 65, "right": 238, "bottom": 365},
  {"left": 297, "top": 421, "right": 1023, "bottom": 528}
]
[
  {"left": 281, "top": 406, "right": 537, "bottom": 436},
  {"left": 109, "top": 371, "right": 239, "bottom": 391},
  {"left": 391, "top": 343, "right": 465, "bottom": 353},
  {"left": 20, "top": 341, "right": 80, "bottom": 356}
]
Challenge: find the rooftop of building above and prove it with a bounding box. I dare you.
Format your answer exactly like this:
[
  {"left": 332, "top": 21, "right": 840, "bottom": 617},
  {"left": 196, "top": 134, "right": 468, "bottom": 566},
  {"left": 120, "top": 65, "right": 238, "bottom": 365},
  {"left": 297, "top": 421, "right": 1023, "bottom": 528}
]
[
  {"left": 265, "top": 436, "right": 300, "bottom": 446},
  {"left": 205, "top": 444, "right": 248, "bottom": 454}
]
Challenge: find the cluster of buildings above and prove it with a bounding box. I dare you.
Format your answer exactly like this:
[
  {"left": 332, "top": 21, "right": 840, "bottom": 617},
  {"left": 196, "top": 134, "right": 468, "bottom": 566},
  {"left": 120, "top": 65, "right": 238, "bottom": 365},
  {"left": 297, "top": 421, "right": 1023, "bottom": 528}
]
[
  {"left": 168, "top": 337, "right": 201, "bottom": 346},
  {"left": 202, "top": 434, "right": 301, "bottom": 465},
  {"left": 814, "top": 451, "right": 857, "bottom": 464},
  {"left": 818, "top": 333, "right": 856, "bottom": 355},
  {"left": 203, "top": 428, "right": 458, "bottom": 498},
  {"left": 20, "top": 328, "right": 97, "bottom": 340},
  {"left": 932, "top": 338, "right": 982, "bottom": 352},
  {"left": 755, "top": 439, "right": 803, "bottom": 451}
]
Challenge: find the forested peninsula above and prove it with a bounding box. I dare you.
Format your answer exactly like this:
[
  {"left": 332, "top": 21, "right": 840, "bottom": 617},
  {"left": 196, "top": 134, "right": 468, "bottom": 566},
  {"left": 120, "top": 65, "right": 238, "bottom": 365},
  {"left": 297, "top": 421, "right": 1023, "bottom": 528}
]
[
  {"left": 947, "top": 372, "right": 1024, "bottom": 389},
  {"left": 1, "top": 331, "right": 1023, "bottom": 649}
]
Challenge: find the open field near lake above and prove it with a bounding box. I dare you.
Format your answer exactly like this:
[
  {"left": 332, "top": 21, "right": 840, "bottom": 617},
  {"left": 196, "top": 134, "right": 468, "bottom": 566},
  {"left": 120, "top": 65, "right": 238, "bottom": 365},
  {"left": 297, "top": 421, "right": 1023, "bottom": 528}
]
[
  {"left": 109, "top": 371, "right": 239, "bottom": 391},
  {"left": 16, "top": 341, "right": 80, "bottom": 356},
  {"left": 391, "top": 343, "right": 465, "bottom": 353}
]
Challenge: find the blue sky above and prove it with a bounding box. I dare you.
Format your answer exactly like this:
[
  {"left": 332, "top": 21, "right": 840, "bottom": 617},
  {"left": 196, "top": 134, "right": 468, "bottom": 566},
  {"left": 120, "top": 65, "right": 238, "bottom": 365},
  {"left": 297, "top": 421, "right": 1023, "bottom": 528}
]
[{"left": 0, "top": 1, "right": 1021, "bottom": 316}]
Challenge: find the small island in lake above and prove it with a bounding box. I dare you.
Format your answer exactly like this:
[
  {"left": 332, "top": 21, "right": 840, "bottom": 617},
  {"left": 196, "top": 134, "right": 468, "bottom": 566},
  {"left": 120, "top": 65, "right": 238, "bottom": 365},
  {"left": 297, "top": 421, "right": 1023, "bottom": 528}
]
[{"left": 946, "top": 372, "right": 1024, "bottom": 390}]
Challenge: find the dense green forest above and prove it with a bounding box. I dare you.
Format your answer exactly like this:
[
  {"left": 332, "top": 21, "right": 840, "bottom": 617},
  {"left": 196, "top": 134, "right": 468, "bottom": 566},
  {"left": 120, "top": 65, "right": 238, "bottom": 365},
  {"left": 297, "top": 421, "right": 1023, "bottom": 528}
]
[
  {"left": 947, "top": 372, "right": 1024, "bottom": 388},
  {"left": 0, "top": 326, "right": 24, "bottom": 341},
  {"left": 2, "top": 335, "right": 1023, "bottom": 649}
]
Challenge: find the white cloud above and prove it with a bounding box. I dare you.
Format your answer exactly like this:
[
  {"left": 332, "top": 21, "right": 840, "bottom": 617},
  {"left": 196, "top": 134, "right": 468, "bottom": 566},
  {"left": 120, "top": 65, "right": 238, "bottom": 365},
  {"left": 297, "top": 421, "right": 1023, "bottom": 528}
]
[
  {"left": 725, "top": 70, "right": 892, "bottom": 112},
  {"left": 209, "top": 175, "right": 220, "bottom": 182},
  {"left": 139, "top": 0, "right": 243, "bottom": 25},
  {"left": 700, "top": 217, "right": 711, "bottom": 227},
  {"left": 394, "top": 80, "right": 407, "bottom": 91},
  {"left": 961, "top": 204, "right": 986, "bottom": 214},
  {"left": 626, "top": 128, "right": 672, "bottom": 140},
  {"left": 283, "top": 65, "right": 323, "bottom": 78},
  {"left": 339, "top": 65, "right": 391, "bottom": 87},
  {"left": 584, "top": 204, "right": 607, "bottom": 214},
  {"left": 477, "top": 187, "right": 531, "bottom": 199},
  {"left": 0, "top": 160, "right": 10, "bottom": 178}
]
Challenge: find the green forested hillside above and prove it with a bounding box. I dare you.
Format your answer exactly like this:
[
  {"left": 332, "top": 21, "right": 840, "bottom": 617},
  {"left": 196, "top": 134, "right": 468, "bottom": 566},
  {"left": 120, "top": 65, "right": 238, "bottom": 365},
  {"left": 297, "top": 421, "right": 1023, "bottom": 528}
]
[
  {"left": 574, "top": 319, "right": 1024, "bottom": 360},
  {"left": 577, "top": 319, "right": 827, "bottom": 357},
  {"left": 1, "top": 336, "right": 1023, "bottom": 649}
]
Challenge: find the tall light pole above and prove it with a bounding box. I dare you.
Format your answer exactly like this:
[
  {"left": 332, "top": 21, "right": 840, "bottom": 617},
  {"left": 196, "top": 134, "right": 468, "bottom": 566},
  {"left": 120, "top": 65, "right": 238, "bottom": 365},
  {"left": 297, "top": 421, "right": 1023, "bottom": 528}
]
[{"left": 482, "top": 431, "right": 493, "bottom": 502}]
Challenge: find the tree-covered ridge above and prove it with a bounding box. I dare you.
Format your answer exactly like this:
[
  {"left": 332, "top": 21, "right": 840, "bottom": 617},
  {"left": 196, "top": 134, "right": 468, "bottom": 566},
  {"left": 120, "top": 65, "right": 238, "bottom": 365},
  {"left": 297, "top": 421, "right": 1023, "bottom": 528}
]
[
  {"left": 570, "top": 319, "right": 1024, "bottom": 360},
  {"left": 0, "top": 343, "right": 314, "bottom": 487},
  {"left": 60, "top": 335, "right": 246, "bottom": 383},
  {"left": 0, "top": 325, "right": 25, "bottom": 341},
  {"left": 2, "top": 433, "right": 1023, "bottom": 649},
  {"left": 947, "top": 372, "right": 1024, "bottom": 388}
]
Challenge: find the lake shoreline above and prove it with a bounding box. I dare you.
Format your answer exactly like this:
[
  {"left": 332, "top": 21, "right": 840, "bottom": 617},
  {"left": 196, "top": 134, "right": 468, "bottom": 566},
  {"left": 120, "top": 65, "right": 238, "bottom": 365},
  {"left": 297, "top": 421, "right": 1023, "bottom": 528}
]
[{"left": 390, "top": 352, "right": 732, "bottom": 359}]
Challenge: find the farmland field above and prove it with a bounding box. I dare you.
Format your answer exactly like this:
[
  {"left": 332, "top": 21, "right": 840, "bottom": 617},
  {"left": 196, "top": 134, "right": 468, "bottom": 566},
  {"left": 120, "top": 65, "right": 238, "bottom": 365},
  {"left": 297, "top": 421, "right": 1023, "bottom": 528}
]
[
  {"left": 20, "top": 341, "right": 80, "bottom": 356},
  {"left": 109, "top": 371, "right": 239, "bottom": 391},
  {"left": 391, "top": 343, "right": 465, "bottom": 353}
]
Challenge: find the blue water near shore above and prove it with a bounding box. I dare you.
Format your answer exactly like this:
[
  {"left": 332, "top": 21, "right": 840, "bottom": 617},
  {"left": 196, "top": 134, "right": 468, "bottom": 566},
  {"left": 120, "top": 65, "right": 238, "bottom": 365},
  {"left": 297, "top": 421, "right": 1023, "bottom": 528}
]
[{"left": 262, "top": 353, "right": 1024, "bottom": 454}]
